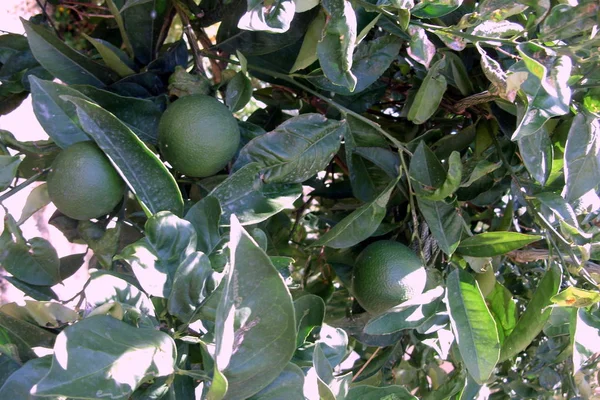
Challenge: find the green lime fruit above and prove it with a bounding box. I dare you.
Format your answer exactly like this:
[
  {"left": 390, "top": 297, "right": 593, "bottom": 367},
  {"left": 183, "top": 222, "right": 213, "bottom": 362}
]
[
  {"left": 158, "top": 94, "right": 240, "bottom": 177},
  {"left": 352, "top": 241, "right": 427, "bottom": 315},
  {"left": 47, "top": 141, "right": 125, "bottom": 220}
]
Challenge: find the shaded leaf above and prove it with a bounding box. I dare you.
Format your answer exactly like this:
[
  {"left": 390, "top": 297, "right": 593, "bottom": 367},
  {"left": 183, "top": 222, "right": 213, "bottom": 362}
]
[
  {"left": 290, "top": 11, "right": 326, "bottom": 73},
  {"left": 83, "top": 34, "right": 135, "bottom": 78},
  {"left": 347, "top": 384, "right": 417, "bottom": 400},
  {"left": 248, "top": 363, "right": 305, "bottom": 400},
  {"left": 447, "top": 268, "right": 500, "bottom": 384},
  {"left": 226, "top": 72, "right": 253, "bottom": 112},
  {"left": 0, "top": 234, "right": 61, "bottom": 286},
  {"left": 518, "top": 126, "right": 553, "bottom": 186},
  {"left": 294, "top": 294, "right": 326, "bottom": 347},
  {"left": 184, "top": 195, "right": 222, "bottom": 255},
  {"left": 32, "top": 315, "right": 175, "bottom": 399},
  {"left": 0, "top": 356, "right": 52, "bottom": 399},
  {"left": 417, "top": 197, "right": 464, "bottom": 255},
  {"left": 0, "top": 155, "right": 21, "bottom": 191},
  {"left": 540, "top": 1, "right": 600, "bottom": 41},
  {"left": 17, "top": 183, "right": 50, "bottom": 225},
  {"left": 212, "top": 215, "right": 296, "bottom": 399},
  {"left": 0, "top": 311, "right": 55, "bottom": 363},
  {"left": 408, "top": 57, "right": 447, "bottom": 124},
  {"left": 121, "top": 0, "right": 170, "bottom": 65},
  {"left": 457, "top": 232, "right": 543, "bottom": 257}
]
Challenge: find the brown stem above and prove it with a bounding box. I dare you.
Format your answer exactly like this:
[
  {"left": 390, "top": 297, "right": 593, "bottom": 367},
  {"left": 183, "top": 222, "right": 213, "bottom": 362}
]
[
  {"left": 196, "top": 28, "right": 223, "bottom": 84},
  {"left": 352, "top": 347, "right": 382, "bottom": 382},
  {"left": 173, "top": 1, "right": 206, "bottom": 76}
]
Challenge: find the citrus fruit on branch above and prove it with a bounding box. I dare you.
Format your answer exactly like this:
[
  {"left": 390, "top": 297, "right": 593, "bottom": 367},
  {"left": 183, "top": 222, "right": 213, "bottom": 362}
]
[
  {"left": 352, "top": 241, "right": 427, "bottom": 315},
  {"left": 47, "top": 141, "right": 126, "bottom": 221},
  {"left": 158, "top": 94, "right": 241, "bottom": 178}
]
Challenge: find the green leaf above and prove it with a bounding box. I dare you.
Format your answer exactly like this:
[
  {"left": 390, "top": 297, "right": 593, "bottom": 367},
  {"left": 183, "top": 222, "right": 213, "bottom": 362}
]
[
  {"left": 2, "top": 277, "right": 57, "bottom": 302},
  {"left": 311, "top": 342, "right": 351, "bottom": 399},
  {"left": 317, "top": 0, "right": 357, "bottom": 91},
  {"left": 551, "top": 287, "right": 600, "bottom": 308},
  {"left": 518, "top": 126, "right": 553, "bottom": 186},
  {"left": 210, "top": 163, "right": 302, "bottom": 225},
  {"left": 407, "top": 25, "right": 435, "bottom": 68},
  {"left": 82, "top": 33, "right": 135, "bottom": 78},
  {"left": 238, "top": 0, "right": 296, "bottom": 33},
  {"left": 499, "top": 264, "right": 562, "bottom": 361},
  {"left": 17, "top": 183, "right": 50, "bottom": 225},
  {"left": 28, "top": 76, "right": 91, "bottom": 148},
  {"left": 486, "top": 283, "right": 517, "bottom": 344},
  {"left": 168, "top": 252, "right": 219, "bottom": 322},
  {"left": 225, "top": 72, "right": 253, "bottom": 112},
  {"left": 72, "top": 84, "right": 164, "bottom": 144},
  {"left": 311, "top": 175, "right": 398, "bottom": 248},
  {"left": 247, "top": 363, "right": 305, "bottom": 400},
  {"left": 443, "top": 52, "right": 473, "bottom": 96},
  {"left": 540, "top": 1, "right": 600, "bottom": 41},
  {"left": 78, "top": 221, "right": 120, "bottom": 269},
  {"left": 446, "top": 268, "right": 500, "bottom": 384},
  {"left": 0, "top": 311, "right": 56, "bottom": 363},
  {"left": 412, "top": 0, "right": 462, "bottom": 18},
  {"left": 64, "top": 96, "right": 183, "bottom": 216},
  {"left": 0, "top": 300, "right": 78, "bottom": 329},
  {"left": 0, "top": 155, "right": 21, "bottom": 191},
  {"left": 32, "top": 315, "right": 176, "bottom": 399},
  {"left": 410, "top": 141, "right": 447, "bottom": 193},
  {"left": 408, "top": 57, "right": 447, "bottom": 124},
  {"left": 212, "top": 215, "right": 296, "bottom": 399},
  {"left": 423, "top": 151, "right": 463, "bottom": 200},
  {"left": 477, "top": 0, "right": 527, "bottom": 21},
  {"left": 235, "top": 114, "right": 344, "bottom": 184},
  {"left": 184, "top": 196, "right": 222, "bottom": 255},
  {"left": 120, "top": 0, "right": 169, "bottom": 65},
  {"left": 290, "top": 11, "right": 326, "bottom": 73},
  {"left": 117, "top": 211, "right": 197, "bottom": 298},
  {"left": 308, "top": 34, "right": 402, "bottom": 95},
  {"left": 460, "top": 160, "right": 502, "bottom": 188},
  {"left": 364, "top": 287, "right": 444, "bottom": 335},
  {"left": 21, "top": 19, "right": 118, "bottom": 86},
  {"left": 347, "top": 384, "right": 418, "bottom": 400},
  {"left": 563, "top": 112, "right": 600, "bottom": 202},
  {"left": 417, "top": 197, "right": 464, "bottom": 255},
  {"left": 573, "top": 307, "right": 600, "bottom": 373},
  {"left": 457, "top": 232, "right": 543, "bottom": 257},
  {"left": 0, "top": 356, "right": 52, "bottom": 398},
  {"left": 0, "top": 235, "right": 61, "bottom": 286},
  {"left": 294, "top": 294, "right": 326, "bottom": 347}
]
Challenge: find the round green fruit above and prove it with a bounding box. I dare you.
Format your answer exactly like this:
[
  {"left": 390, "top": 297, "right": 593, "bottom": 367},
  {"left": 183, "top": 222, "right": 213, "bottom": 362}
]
[
  {"left": 352, "top": 241, "right": 427, "bottom": 315},
  {"left": 47, "top": 141, "right": 125, "bottom": 220},
  {"left": 158, "top": 95, "right": 241, "bottom": 178}
]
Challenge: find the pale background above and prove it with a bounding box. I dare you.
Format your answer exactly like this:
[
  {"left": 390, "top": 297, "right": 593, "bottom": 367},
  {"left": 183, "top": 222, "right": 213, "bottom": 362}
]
[{"left": 1, "top": 0, "right": 89, "bottom": 303}]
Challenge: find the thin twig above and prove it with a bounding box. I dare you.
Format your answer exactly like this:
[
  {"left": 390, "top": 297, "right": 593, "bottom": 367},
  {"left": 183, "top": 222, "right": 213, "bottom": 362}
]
[
  {"left": 35, "top": 0, "right": 63, "bottom": 39},
  {"left": 173, "top": 0, "right": 206, "bottom": 77},
  {"left": 197, "top": 28, "right": 223, "bottom": 84},
  {"left": 352, "top": 347, "right": 382, "bottom": 382},
  {"left": 0, "top": 169, "right": 50, "bottom": 204}
]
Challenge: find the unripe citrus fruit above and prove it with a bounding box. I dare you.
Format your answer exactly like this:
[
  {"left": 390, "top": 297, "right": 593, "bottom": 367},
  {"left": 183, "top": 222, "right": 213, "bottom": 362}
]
[
  {"left": 352, "top": 241, "right": 427, "bottom": 315},
  {"left": 158, "top": 95, "right": 240, "bottom": 177},
  {"left": 47, "top": 141, "right": 125, "bottom": 220}
]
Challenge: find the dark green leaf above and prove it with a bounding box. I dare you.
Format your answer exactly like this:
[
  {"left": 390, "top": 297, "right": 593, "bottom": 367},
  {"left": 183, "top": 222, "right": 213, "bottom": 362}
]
[
  {"left": 290, "top": 11, "right": 325, "bottom": 73},
  {"left": 447, "top": 268, "right": 500, "bottom": 384},
  {"left": 563, "top": 112, "right": 600, "bottom": 202},
  {"left": 312, "top": 175, "right": 399, "bottom": 248},
  {"left": 32, "top": 315, "right": 176, "bottom": 399},
  {"left": 2, "top": 277, "right": 57, "bottom": 301},
  {"left": 0, "top": 311, "right": 55, "bottom": 363},
  {"left": 210, "top": 163, "right": 302, "bottom": 225},
  {"left": 0, "top": 155, "right": 21, "bottom": 191},
  {"left": 235, "top": 114, "right": 344, "bottom": 183},
  {"left": 540, "top": 1, "right": 600, "bottom": 41},
  {"left": 0, "top": 354, "right": 21, "bottom": 389},
  {"left": 317, "top": 0, "right": 357, "bottom": 91},
  {"left": 412, "top": 0, "right": 462, "bottom": 18},
  {"left": 0, "top": 236, "right": 61, "bottom": 286},
  {"left": 247, "top": 363, "right": 305, "bottom": 400},
  {"left": 517, "top": 126, "right": 553, "bottom": 186},
  {"left": 499, "top": 264, "right": 562, "bottom": 361},
  {"left": 22, "top": 19, "right": 118, "bottom": 86},
  {"left": 117, "top": 211, "right": 197, "bottom": 298},
  {"left": 211, "top": 215, "right": 296, "bottom": 399},
  {"left": 0, "top": 356, "right": 52, "bottom": 399},
  {"left": 347, "top": 384, "right": 417, "bottom": 400},
  {"left": 121, "top": 0, "right": 170, "bottom": 65},
  {"left": 294, "top": 294, "right": 326, "bottom": 347},
  {"left": 65, "top": 96, "right": 183, "bottom": 216},
  {"left": 417, "top": 197, "right": 464, "bottom": 255},
  {"left": 410, "top": 141, "right": 447, "bottom": 193},
  {"left": 422, "top": 151, "right": 462, "bottom": 200},
  {"left": 457, "top": 232, "right": 543, "bottom": 257},
  {"left": 226, "top": 72, "right": 253, "bottom": 112},
  {"left": 185, "top": 196, "right": 222, "bottom": 254},
  {"left": 83, "top": 34, "right": 135, "bottom": 78},
  {"left": 408, "top": 57, "right": 447, "bottom": 124}
]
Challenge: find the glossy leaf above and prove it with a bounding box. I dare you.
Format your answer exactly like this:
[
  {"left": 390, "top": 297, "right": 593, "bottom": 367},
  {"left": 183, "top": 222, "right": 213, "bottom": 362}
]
[
  {"left": 500, "top": 264, "right": 562, "bottom": 361},
  {"left": 226, "top": 72, "right": 253, "bottom": 112},
  {"left": 238, "top": 0, "right": 296, "bottom": 33},
  {"left": 457, "top": 232, "right": 543, "bottom": 257},
  {"left": 65, "top": 96, "right": 183, "bottom": 216},
  {"left": 184, "top": 195, "right": 222, "bottom": 255},
  {"left": 32, "top": 315, "right": 176, "bottom": 399},
  {"left": 212, "top": 215, "right": 296, "bottom": 399},
  {"left": 408, "top": 57, "right": 447, "bottom": 124},
  {"left": 446, "top": 268, "right": 500, "bottom": 384},
  {"left": 117, "top": 212, "right": 197, "bottom": 298},
  {"left": 563, "top": 112, "right": 600, "bottom": 202},
  {"left": 22, "top": 19, "right": 118, "bottom": 86},
  {"left": 312, "top": 176, "right": 398, "bottom": 248},
  {"left": 235, "top": 114, "right": 345, "bottom": 183},
  {"left": 317, "top": 0, "right": 357, "bottom": 91},
  {"left": 210, "top": 163, "right": 302, "bottom": 225},
  {"left": 518, "top": 126, "right": 553, "bottom": 186}
]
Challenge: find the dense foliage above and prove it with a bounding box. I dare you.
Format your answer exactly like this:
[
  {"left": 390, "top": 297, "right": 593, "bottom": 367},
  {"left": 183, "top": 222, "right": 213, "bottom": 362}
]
[{"left": 0, "top": 0, "right": 599, "bottom": 398}]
